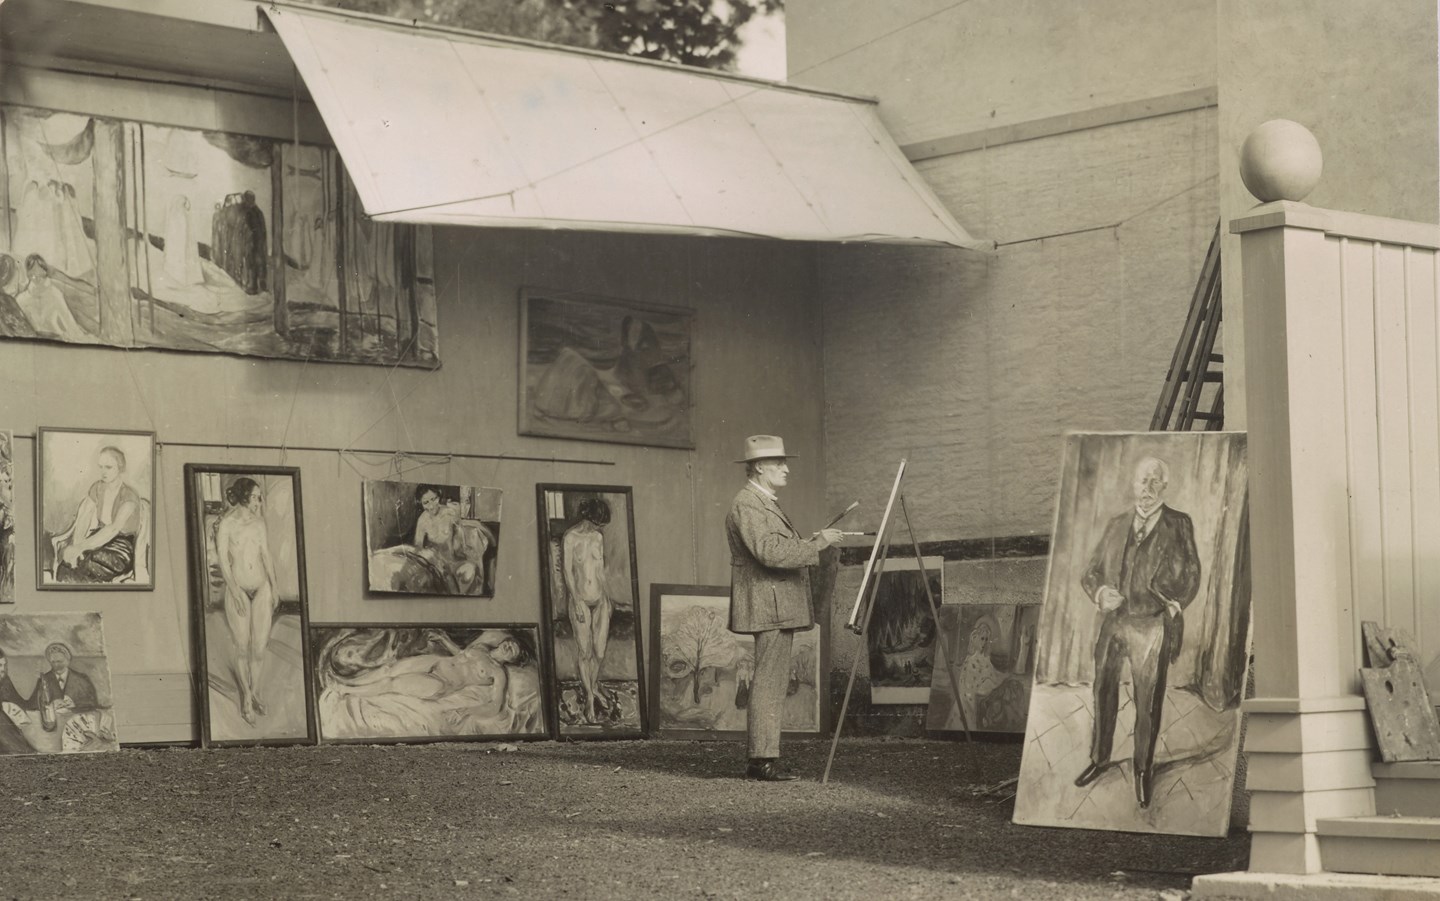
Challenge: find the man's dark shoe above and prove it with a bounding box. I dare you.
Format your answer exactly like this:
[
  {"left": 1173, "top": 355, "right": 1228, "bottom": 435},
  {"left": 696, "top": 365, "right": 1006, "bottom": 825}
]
[
  {"left": 1073, "top": 762, "right": 1105, "bottom": 788},
  {"left": 746, "top": 758, "right": 798, "bottom": 782}
]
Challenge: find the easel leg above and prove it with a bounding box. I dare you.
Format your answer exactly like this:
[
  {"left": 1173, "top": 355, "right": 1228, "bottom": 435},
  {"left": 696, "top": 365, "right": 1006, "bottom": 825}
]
[
  {"left": 900, "top": 495, "right": 970, "bottom": 740},
  {"left": 821, "top": 528, "right": 894, "bottom": 784}
]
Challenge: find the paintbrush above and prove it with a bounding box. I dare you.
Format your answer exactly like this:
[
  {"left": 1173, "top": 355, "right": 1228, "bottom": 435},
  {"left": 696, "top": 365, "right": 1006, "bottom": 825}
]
[{"left": 824, "top": 501, "right": 859, "bottom": 529}]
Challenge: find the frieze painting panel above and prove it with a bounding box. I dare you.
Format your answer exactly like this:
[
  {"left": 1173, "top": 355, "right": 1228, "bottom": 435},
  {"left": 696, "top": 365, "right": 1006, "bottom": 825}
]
[
  {"left": 311, "top": 624, "right": 548, "bottom": 743},
  {"left": 1013, "top": 432, "right": 1250, "bottom": 837},
  {"left": 0, "top": 612, "right": 119, "bottom": 756},
  {"left": 520, "top": 289, "right": 692, "bottom": 448},
  {"left": 536, "top": 484, "right": 647, "bottom": 739},
  {"left": 650, "top": 584, "right": 824, "bottom": 740},
  {"left": 926, "top": 603, "right": 1040, "bottom": 735},
  {"left": 36, "top": 427, "right": 155, "bottom": 590},
  {"left": 0, "top": 104, "right": 437, "bottom": 367},
  {"left": 185, "top": 464, "right": 315, "bottom": 747},
  {"left": 363, "top": 480, "right": 503, "bottom": 598}
]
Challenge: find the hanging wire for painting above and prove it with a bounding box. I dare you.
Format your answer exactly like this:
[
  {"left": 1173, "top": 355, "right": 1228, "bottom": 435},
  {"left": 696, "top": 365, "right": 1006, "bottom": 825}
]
[{"left": 993, "top": 174, "right": 1217, "bottom": 249}]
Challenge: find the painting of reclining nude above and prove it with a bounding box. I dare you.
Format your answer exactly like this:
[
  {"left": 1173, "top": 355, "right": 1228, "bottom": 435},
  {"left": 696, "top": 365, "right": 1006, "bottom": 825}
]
[
  {"left": 520, "top": 289, "right": 692, "bottom": 449},
  {"left": 185, "top": 464, "right": 315, "bottom": 747},
  {"left": 926, "top": 603, "right": 1041, "bottom": 735},
  {"left": 363, "top": 480, "right": 502, "bottom": 597},
  {"left": 36, "top": 427, "right": 154, "bottom": 590},
  {"left": 649, "top": 584, "right": 824, "bottom": 740},
  {"left": 0, "top": 104, "right": 437, "bottom": 367},
  {"left": 536, "top": 484, "right": 647, "bottom": 738},
  {"left": 0, "top": 612, "right": 119, "bottom": 755},
  {"left": 311, "top": 624, "right": 548, "bottom": 743},
  {"left": 1013, "top": 432, "right": 1250, "bottom": 837}
]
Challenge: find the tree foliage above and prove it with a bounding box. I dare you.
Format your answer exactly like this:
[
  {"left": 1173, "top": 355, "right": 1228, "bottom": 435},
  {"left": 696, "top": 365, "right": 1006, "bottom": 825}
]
[
  {"left": 661, "top": 605, "right": 739, "bottom": 703},
  {"left": 296, "top": 0, "right": 781, "bottom": 71}
]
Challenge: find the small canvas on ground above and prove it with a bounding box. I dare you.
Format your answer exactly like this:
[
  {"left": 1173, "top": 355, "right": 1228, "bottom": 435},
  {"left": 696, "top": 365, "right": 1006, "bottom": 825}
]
[
  {"left": 0, "top": 612, "right": 119, "bottom": 755},
  {"left": 1014, "top": 431, "right": 1250, "bottom": 837}
]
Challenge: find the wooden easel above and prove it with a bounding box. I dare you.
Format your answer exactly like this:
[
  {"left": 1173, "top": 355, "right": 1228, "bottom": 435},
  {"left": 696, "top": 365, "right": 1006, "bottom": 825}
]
[{"left": 821, "top": 460, "right": 971, "bottom": 785}]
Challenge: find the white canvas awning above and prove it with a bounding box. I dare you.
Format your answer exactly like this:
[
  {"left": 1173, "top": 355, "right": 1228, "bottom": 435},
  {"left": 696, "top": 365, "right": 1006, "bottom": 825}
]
[{"left": 260, "top": 3, "right": 984, "bottom": 248}]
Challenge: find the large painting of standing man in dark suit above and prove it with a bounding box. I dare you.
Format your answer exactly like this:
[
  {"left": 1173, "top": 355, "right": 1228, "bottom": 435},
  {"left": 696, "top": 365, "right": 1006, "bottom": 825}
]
[
  {"left": 1074, "top": 456, "right": 1201, "bottom": 809},
  {"left": 1015, "top": 432, "right": 1250, "bottom": 837}
]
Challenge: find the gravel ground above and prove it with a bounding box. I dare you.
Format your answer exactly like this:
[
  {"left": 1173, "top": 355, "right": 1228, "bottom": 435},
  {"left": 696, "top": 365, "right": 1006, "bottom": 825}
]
[{"left": 0, "top": 737, "right": 1248, "bottom": 900}]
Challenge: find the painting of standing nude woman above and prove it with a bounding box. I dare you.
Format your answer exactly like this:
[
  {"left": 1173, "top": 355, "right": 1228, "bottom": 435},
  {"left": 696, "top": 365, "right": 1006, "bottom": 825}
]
[
  {"left": 310, "top": 624, "right": 547, "bottom": 743},
  {"left": 536, "top": 484, "right": 647, "bottom": 739},
  {"left": 37, "top": 428, "right": 154, "bottom": 590},
  {"left": 363, "top": 480, "right": 502, "bottom": 598},
  {"left": 185, "top": 465, "right": 314, "bottom": 747}
]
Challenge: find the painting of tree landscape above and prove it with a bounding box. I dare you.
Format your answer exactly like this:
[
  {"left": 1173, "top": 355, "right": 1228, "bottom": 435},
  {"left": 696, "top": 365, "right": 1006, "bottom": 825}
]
[
  {"left": 649, "top": 584, "right": 823, "bottom": 739},
  {"left": 0, "top": 104, "right": 437, "bottom": 367}
]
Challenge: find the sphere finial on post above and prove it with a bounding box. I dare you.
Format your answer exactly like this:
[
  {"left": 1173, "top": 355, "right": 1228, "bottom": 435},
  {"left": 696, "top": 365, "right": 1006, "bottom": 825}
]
[{"left": 1239, "top": 119, "right": 1323, "bottom": 203}]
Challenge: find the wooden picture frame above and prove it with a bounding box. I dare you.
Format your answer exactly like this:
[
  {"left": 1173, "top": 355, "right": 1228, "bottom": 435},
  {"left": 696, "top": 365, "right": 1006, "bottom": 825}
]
[
  {"left": 309, "top": 623, "right": 551, "bottom": 744},
  {"left": 362, "top": 479, "right": 504, "bottom": 597},
  {"left": 649, "top": 583, "right": 828, "bottom": 741},
  {"left": 184, "top": 464, "right": 315, "bottom": 748},
  {"left": 36, "top": 427, "right": 156, "bottom": 591},
  {"left": 535, "top": 483, "right": 647, "bottom": 739},
  {"left": 519, "top": 287, "right": 694, "bottom": 449}
]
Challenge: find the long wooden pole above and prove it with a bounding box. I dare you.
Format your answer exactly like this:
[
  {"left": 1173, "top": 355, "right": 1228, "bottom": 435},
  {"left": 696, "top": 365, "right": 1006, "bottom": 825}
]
[
  {"left": 822, "top": 524, "right": 893, "bottom": 784},
  {"left": 847, "top": 460, "right": 906, "bottom": 633}
]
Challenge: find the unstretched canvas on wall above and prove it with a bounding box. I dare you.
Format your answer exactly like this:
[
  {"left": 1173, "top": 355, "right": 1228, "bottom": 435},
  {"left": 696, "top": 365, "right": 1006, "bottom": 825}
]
[
  {"left": 0, "top": 104, "right": 437, "bottom": 367},
  {"left": 927, "top": 603, "right": 1040, "bottom": 735},
  {"left": 520, "top": 289, "right": 693, "bottom": 448},
  {"left": 311, "top": 624, "right": 548, "bottom": 743},
  {"left": 1013, "top": 432, "right": 1250, "bottom": 837},
  {"left": 536, "top": 484, "right": 646, "bottom": 738},
  {"left": 650, "top": 584, "right": 824, "bottom": 739},
  {"left": 185, "top": 465, "right": 315, "bottom": 747},
  {"left": 363, "top": 480, "right": 503, "bottom": 597},
  {"left": 0, "top": 430, "right": 13, "bottom": 604},
  {"left": 0, "top": 612, "right": 119, "bottom": 755},
  {"left": 866, "top": 556, "right": 943, "bottom": 704},
  {"left": 36, "top": 428, "right": 155, "bottom": 590}
]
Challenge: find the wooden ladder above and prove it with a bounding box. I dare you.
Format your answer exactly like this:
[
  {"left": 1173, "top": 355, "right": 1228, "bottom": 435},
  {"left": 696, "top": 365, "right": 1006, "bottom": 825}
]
[{"left": 1151, "top": 220, "right": 1224, "bottom": 431}]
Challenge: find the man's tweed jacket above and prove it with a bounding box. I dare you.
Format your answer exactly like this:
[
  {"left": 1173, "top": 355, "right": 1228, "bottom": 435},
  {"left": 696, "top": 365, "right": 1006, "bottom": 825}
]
[{"left": 726, "top": 483, "right": 818, "bottom": 634}]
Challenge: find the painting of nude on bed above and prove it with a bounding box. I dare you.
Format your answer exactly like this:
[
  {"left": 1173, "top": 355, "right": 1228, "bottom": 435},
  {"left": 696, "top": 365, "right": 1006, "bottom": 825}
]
[
  {"left": 363, "top": 480, "right": 502, "bottom": 598},
  {"left": 310, "top": 624, "right": 548, "bottom": 743},
  {"left": 185, "top": 464, "right": 315, "bottom": 747}
]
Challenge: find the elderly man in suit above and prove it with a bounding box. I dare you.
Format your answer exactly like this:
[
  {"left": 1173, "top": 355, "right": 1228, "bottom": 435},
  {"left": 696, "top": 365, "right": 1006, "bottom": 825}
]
[
  {"left": 726, "top": 435, "right": 842, "bottom": 782},
  {"left": 1074, "top": 455, "right": 1201, "bottom": 809},
  {"left": 34, "top": 642, "right": 99, "bottom": 714}
]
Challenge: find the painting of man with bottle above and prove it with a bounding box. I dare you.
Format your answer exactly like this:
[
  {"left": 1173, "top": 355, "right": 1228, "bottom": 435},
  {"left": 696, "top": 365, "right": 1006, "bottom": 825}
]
[{"left": 0, "top": 612, "right": 118, "bottom": 755}]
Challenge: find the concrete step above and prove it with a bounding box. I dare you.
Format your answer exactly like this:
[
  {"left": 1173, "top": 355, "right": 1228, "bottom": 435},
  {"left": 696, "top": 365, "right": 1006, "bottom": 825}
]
[
  {"left": 1317, "top": 815, "right": 1440, "bottom": 878},
  {"left": 1373, "top": 761, "right": 1440, "bottom": 817}
]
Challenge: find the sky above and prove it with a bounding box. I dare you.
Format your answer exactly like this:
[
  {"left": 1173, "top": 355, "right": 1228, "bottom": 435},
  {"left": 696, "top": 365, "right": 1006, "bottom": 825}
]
[{"left": 732, "top": 9, "right": 786, "bottom": 80}]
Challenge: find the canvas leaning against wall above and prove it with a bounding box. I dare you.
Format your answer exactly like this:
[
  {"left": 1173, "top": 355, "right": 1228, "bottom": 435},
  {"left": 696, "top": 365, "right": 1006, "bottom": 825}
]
[
  {"left": 649, "top": 584, "right": 825, "bottom": 740},
  {"left": 363, "top": 480, "right": 503, "bottom": 598},
  {"left": 536, "top": 484, "right": 647, "bottom": 738},
  {"left": 866, "top": 556, "right": 943, "bottom": 704},
  {"left": 1013, "top": 432, "right": 1250, "bottom": 838},
  {"left": 36, "top": 427, "right": 155, "bottom": 590},
  {"left": 0, "top": 430, "right": 13, "bottom": 604},
  {"left": 310, "top": 624, "right": 549, "bottom": 743},
  {"left": 0, "top": 612, "right": 119, "bottom": 755},
  {"left": 185, "top": 464, "right": 315, "bottom": 747},
  {"left": 520, "top": 288, "right": 693, "bottom": 448},
  {"left": 926, "top": 603, "right": 1040, "bottom": 735},
  {"left": 0, "top": 104, "right": 438, "bottom": 367}
]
